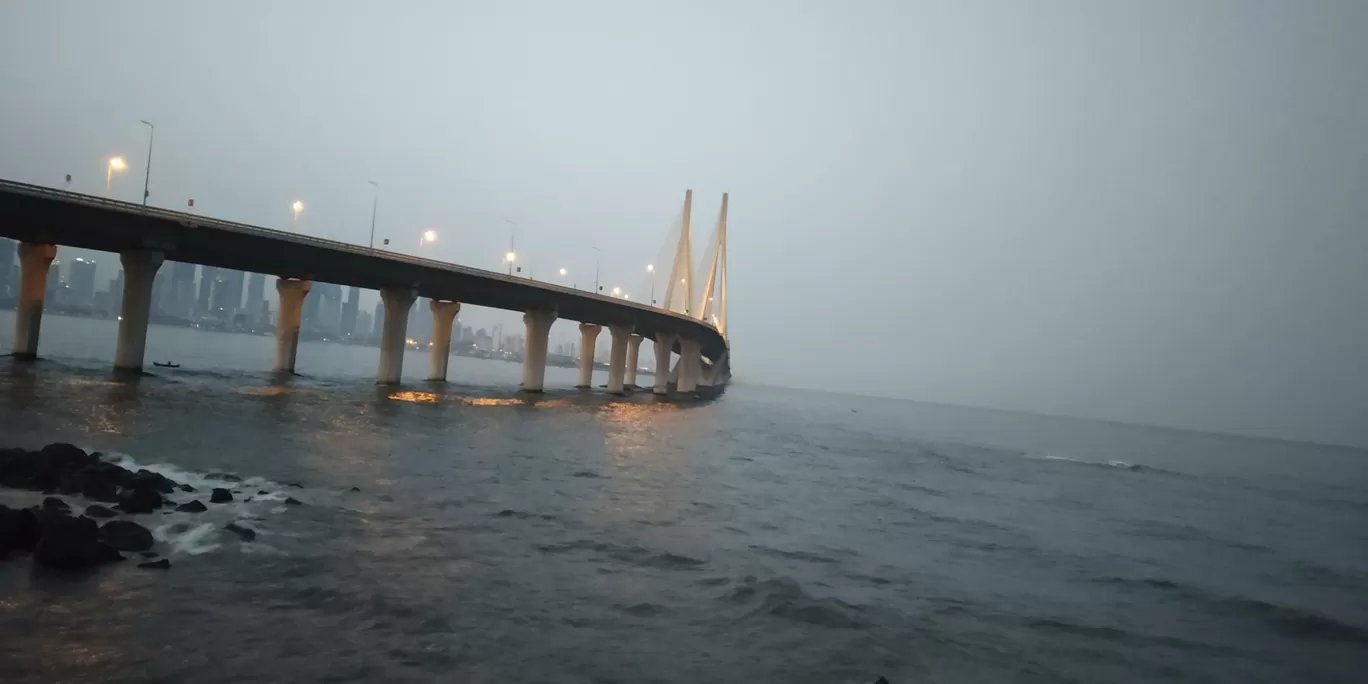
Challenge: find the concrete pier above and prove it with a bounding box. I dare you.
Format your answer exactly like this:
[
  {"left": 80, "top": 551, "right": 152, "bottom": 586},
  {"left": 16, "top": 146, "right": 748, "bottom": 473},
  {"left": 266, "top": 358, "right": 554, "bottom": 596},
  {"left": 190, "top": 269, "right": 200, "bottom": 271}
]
[
  {"left": 113, "top": 250, "right": 165, "bottom": 370},
  {"left": 521, "top": 309, "right": 557, "bottom": 392},
  {"left": 11, "top": 243, "right": 57, "bottom": 358},
  {"left": 606, "top": 323, "right": 635, "bottom": 394},
  {"left": 427, "top": 300, "right": 461, "bottom": 381},
  {"left": 273, "top": 279, "right": 312, "bottom": 373},
  {"left": 377, "top": 286, "right": 418, "bottom": 384},
  {"left": 678, "top": 337, "right": 701, "bottom": 393},
  {"left": 653, "top": 332, "right": 677, "bottom": 395},
  {"left": 625, "top": 334, "right": 644, "bottom": 388},
  {"left": 576, "top": 322, "right": 601, "bottom": 388}
]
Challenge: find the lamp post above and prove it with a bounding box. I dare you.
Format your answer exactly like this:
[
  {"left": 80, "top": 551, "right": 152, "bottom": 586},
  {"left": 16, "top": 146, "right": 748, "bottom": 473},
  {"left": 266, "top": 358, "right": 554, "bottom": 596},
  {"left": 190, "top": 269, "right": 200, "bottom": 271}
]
[
  {"left": 420, "top": 230, "right": 437, "bottom": 249},
  {"left": 591, "top": 246, "right": 600, "bottom": 293},
  {"left": 292, "top": 200, "right": 304, "bottom": 223},
  {"left": 105, "top": 157, "right": 127, "bottom": 198},
  {"left": 505, "top": 220, "right": 517, "bottom": 275},
  {"left": 505, "top": 250, "right": 517, "bottom": 275},
  {"left": 139, "top": 120, "right": 153, "bottom": 205},
  {"left": 646, "top": 263, "right": 655, "bottom": 305},
  {"left": 367, "top": 180, "right": 379, "bottom": 248}
]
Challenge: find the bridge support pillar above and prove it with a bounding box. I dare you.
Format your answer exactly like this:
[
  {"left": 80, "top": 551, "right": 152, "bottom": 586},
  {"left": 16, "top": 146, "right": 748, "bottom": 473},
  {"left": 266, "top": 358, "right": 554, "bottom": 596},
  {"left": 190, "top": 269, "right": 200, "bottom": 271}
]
[
  {"left": 11, "top": 243, "right": 57, "bottom": 359},
  {"left": 114, "top": 250, "right": 165, "bottom": 370},
  {"left": 576, "top": 322, "right": 601, "bottom": 388},
  {"left": 678, "top": 338, "right": 701, "bottom": 393},
  {"left": 273, "top": 279, "right": 311, "bottom": 373},
  {"left": 625, "top": 334, "right": 644, "bottom": 388},
  {"left": 652, "top": 333, "right": 676, "bottom": 395},
  {"left": 427, "top": 300, "right": 461, "bottom": 381},
  {"left": 606, "top": 324, "right": 635, "bottom": 394},
  {"left": 521, "top": 309, "right": 557, "bottom": 392},
  {"left": 377, "top": 287, "right": 418, "bottom": 384}
]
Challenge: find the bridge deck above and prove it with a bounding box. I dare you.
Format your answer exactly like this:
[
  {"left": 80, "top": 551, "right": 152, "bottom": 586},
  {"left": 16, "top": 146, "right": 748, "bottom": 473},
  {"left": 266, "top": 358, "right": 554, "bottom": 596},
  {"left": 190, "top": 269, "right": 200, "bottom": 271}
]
[{"left": 0, "top": 180, "right": 727, "bottom": 358}]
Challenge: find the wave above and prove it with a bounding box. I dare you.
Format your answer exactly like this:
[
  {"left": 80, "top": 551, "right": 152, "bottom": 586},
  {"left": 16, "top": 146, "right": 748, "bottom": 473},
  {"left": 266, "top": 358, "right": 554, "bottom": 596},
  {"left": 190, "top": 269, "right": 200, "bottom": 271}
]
[
  {"left": 721, "top": 575, "right": 867, "bottom": 629},
  {"left": 535, "top": 539, "right": 707, "bottom": 569},
  {"left": 1095, "top": 575, "right": 1368, "bottom": 644}
]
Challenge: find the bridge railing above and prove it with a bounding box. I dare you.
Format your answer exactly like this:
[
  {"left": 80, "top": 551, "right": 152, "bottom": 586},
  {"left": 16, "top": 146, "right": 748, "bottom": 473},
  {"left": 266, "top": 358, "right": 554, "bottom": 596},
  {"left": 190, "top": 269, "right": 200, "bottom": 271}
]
[{"left": 0, "top": 178, "right": 720, "bottom": 334}]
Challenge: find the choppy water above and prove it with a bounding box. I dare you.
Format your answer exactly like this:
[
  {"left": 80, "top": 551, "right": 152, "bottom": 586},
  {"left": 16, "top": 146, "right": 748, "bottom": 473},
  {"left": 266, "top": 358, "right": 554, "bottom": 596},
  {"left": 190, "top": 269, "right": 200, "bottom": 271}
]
[{"left": 2, "top": 312, "right": 1367, "bottom": 683}]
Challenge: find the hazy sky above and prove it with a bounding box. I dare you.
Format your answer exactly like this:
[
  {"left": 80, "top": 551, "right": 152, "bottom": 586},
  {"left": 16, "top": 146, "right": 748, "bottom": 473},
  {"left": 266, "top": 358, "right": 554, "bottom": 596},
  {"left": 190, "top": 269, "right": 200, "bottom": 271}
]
[{"left": 2, "top": 1, "right": 1366, "bottom": 447}]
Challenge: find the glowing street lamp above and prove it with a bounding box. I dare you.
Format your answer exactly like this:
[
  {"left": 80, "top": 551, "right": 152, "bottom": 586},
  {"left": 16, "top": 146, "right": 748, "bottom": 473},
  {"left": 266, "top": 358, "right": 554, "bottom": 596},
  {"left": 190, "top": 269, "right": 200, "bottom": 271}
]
[
  {"left": 420, "top": 229, "right": 437, "bottom": 248},
  {"left": 559, "top": 267, "right": 568, "bottom": 276},
  {"left": 105, "top": 157, "right": 127, "bottom": 197},
  {"left": 505, "top": 251, "right": 517, "bottom": 275},
  {"left": 646, "top": 264, "right": 656, "bottom": 305},
  {"left": 292, "top": 200, "right": 304, "bottom": 222},
  {"left": 611, "top": 286, "right": 622, "bottom": 297}
]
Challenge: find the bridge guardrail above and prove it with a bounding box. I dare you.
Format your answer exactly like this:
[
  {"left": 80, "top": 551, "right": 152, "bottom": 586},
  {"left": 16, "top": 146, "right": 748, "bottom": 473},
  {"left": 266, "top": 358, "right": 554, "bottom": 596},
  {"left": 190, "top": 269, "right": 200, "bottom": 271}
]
[{"left": 0, "top": 178, "right": 720, "bottom": 335}]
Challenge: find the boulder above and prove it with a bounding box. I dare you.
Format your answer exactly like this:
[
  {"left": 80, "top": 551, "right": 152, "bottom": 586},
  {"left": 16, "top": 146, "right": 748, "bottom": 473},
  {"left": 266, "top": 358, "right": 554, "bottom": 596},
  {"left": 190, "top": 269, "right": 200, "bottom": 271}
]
[
  {"left": 210, "top": 488, "right": 233, "bottom": 504},
  {"left": 284, "top": 497, "right": 302, "bottom": 506},
  {"left": 0, "top": 505, "right": 40, "bottom": 553},
  {"left": 179, "top": 484, "right": 196, "bottom": 493},
  {"left": 224, "top": 523, "right": 256, "bottom": 542},
  {"left": 100, "top": 520, "right": 155, "bottom": 551},
  {"left": 41, "top": 497, "right": 71, "bottom": 512},
  {"left": 137, "top": 558, "right": 171, "bottom": 570},
  {"left": 34, "top": 515, "right": 104, "bottom": 570},
  {"left": 84, "top": 505, "right": 118, "bottom": 519},
  {"left": 117, "top": 487, "right": 163, "bottom": 514},
  {"left": 176, "top": 500, "right": 207, "bottom": 513},
  {"left": 133, "top": 469, "right": 177, "bottom": 494}
]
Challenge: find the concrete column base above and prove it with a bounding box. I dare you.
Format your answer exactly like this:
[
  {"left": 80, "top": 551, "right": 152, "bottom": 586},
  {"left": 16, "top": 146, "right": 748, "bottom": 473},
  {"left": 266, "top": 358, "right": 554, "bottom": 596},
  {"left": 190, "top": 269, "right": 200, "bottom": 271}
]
[
  {"left": 521, "top": 309, "right": 557, "bottom": 392},
  {"left": 625, "top": 334, "right": 644, "bottom": 388},
  {"left": 606, "top": 323, "right": 635, "bottom": 394},
  {"left": 274, "top": 279, "right": 312, "bottom": 373},
  {"left": 427, "top": 300, "right": 461, "bottom": 381},
  {"left": 11, "top": 243, "right": 57, "bottom": 358},
  {"left": 653, "top": 333, "right": 677, "bottom": 395},
  {"left": 114, "top": 250, "right": 165, "bottom": 370},
  {"left": 576, "top": 322, "right": 601, "bottom": 388},
  {"left": 377, "top": 287, "right": 418, "bottom": 384},
  {"left": 678, "top": 338, "right": 701, "bottom": 393}
]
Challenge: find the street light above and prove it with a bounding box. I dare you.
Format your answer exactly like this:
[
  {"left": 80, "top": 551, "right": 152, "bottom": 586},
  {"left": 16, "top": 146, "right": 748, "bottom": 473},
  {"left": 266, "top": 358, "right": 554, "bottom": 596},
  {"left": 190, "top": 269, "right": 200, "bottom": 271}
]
[
  {"left": 505, "top": 220, "right": 517, "bottom": 275},
  {"left": 292, "top": 200, "right": 304, "bottom": 222},
  {"left": 139, "top": 120, "right": 154, "bottom": 205},
  {"left": 646, "top": 264, "right": 656, "bottom": 305},
  {"left": 105, "top": 157, "right": 127, "bottom": 197},
  {"left": 421, "top": 230, "right": 438, "bottom": 248},
  {"left": 505, "top": 251, "right": 517, "bottom": 275},
  {"left": 559, "top": 267, "right": 568, "bottom": 276},
  {"left": 367, "top": 180, "right": 380, "bottom": 248},
  {"left": 591, "top": 245, "right": 601, "bottom": 292},
  {"left": 612, "top": 286, "right": 622, "bottom": 297}
]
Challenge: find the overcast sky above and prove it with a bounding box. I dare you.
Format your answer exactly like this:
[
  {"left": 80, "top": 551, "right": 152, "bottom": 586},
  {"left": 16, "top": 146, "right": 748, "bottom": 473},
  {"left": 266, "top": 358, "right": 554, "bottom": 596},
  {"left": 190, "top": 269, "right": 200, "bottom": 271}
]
[{"left": 2, "top": 1, "right": 1366, "bottom": 447}]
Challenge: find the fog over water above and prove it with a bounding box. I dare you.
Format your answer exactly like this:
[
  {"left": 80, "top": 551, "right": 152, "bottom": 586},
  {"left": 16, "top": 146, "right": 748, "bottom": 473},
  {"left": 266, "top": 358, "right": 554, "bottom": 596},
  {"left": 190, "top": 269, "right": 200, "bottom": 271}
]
[{"left": 2, "top": 0, "right": 1366, "bottom": 447}]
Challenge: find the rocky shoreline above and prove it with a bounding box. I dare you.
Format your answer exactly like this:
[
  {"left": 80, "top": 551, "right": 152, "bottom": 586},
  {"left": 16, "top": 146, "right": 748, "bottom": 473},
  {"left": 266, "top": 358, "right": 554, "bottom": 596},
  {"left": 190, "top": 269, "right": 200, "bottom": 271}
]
[{"left": 0, "top": 443, "right": 280, "bottom": 571}]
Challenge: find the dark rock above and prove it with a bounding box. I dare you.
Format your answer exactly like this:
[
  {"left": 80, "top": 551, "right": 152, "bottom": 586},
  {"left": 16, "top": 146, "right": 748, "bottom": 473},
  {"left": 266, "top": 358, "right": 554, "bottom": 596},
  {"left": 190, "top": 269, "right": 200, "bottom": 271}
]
[
  {"left": 179, "top": 484, "right": 196, "bottom": 492},
  {"left": 349, "top": 486, "right": 361, "bottom": 492},
  {"left": 224, "top": 523, "right": 256, "bottom": 542},
  {"left": 284, "top": 497, "right": 302, "bottom": 506},
  {"left": 210, "top": 488, "right": 233, "bottom": 504},
  {"left": 42, "top": 497, "right": 71, "bottom": 512},
  {"left": 0, "top": 505, "right": 40, "bottom": 553},
  {"left": 96, "top": 543, "right": 126, "bottom": 563},
  {"left": 285, "top": 482, "right": 304, "bottom": 489},
  {"left": 100, "top": 520, "right": 154, "bottom": 551},
  {"left": 257, "top": 490, "right": 269, "bottom": 495},
  {"left": 139, "top": 551, "right": 158, "bottom": 558},
  {"left": 176, "top": 500, "right": 207, "bottom": 513},
  {"left": 84, "top": 505, "right": 118, "bottom": 519},
  {"left": 117, "top": 487, "right": 163, "bottom": 514},
  {"left": 137, "top": 558, "right": 171, "bottom": 570},
  {"left": 34, "top": 515, "right": 104, "bottom": 570},
  {"left": 133, "top": 469, "right": 178, "bottom": 494}
]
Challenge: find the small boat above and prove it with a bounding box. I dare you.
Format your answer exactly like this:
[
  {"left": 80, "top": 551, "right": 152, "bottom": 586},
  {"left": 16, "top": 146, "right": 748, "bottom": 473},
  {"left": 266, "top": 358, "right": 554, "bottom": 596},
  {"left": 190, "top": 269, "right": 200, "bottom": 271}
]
[{"left": 153, "top": 361, "right": 180, "bottom": 368}]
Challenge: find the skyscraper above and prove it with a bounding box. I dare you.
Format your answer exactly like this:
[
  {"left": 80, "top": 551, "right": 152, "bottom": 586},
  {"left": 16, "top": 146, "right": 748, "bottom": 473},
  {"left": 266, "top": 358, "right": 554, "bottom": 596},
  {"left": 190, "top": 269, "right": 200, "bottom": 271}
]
[
  {"left": 371, "top": 301, "right": 384, "bottom": 339},
  {"left": 244, "top": 273, "right": 266, "bottom": 324},
  {"left": 316, "top": 283, "right": 342, "bottom": 334},
  {"left": 68, "top": 257, "right": 97, "bottom": 308},
  {"left": 0, "top": 238, "right": 16, "bottom": 298},
  {"left": 340, "top": 286, "right": 361, "bottom": 337},
  {"left": 211, "top": 269, "right": 245, "bottom": 317},
  {"left": 195, "top": 266, "right": 216, "bottom": 318},
  {"left": 301, "top": 284, "right": 322, "bottom": 331},
  {"left": 169, "top": 261, "right": 198, "bottom": 320},
  {"left": 151, "top": 270, "right": 170, "bottom": 315}
]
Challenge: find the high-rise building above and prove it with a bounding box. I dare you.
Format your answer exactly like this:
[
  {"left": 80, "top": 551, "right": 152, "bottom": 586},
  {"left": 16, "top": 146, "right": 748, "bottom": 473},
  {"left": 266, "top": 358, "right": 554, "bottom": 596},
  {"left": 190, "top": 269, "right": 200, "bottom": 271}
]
[
  {"left": 0, "top": 238, "right": 16, "bottom": 297},
  {"left": 316, "top": 283, "right": 343, "bottom": 334},
  {"left": 151, "top": 270, "right": 169, "bottom": 315},
  {"left": 168, "top": 261, "right": 198, "bottom": 320},
  {"left": 355, "top": 310, "right": 372, "bottom": 341},
  {"left": 371, "top": 301, "right": 385, "bottom": 339},
  {"left": 68, "top": 257, "right": 97, "bottom": 308},
  {"left": 244, "top": 273, "right": 266, "bottom": 324},
  {"left": 211, "top": 268, "right": 245, "bottom": 318},
  {"left": 109, "top": 270, "right": 124, "bottom": 316},
  {"left": 340, "top": 286, "right": 361, "bottom": 337},
  {"left": 46, "top": 260, "right": 62, "bottom": 299},
  {"left": 195, "top": 266, "right": 216, "bottom": 318}
]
